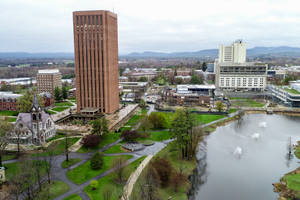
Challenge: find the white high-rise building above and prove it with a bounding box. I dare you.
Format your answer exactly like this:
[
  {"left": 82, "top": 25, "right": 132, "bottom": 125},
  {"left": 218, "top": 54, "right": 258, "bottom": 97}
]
[
  {"left": 218, "top": 40, "right": 246, "bottom": 63},
  {"left": 215, "top": 40, "right": 267, "bottom": 91}
]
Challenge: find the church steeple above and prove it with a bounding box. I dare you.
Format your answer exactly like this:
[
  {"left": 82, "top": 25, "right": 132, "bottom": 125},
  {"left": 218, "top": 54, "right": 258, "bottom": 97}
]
[{"left": 31, "top": 93, "right": 41, "bottom": 112}]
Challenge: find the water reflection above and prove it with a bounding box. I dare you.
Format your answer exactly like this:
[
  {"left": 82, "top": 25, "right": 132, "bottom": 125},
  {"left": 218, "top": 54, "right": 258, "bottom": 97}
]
[{"left": 189, "top": 114, "right": 300, "bottom": 200}]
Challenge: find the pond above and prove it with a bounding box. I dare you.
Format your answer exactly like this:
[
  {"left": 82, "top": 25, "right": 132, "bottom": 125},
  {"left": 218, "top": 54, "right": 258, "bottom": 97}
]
[{"left": 189, "top": 114, "right": 300, "bottom": 200}]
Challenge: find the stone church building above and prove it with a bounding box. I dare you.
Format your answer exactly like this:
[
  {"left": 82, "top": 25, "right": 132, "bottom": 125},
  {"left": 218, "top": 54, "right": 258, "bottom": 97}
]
[{"left": 8, "top": 94, "right": 56, "bottom": 145}]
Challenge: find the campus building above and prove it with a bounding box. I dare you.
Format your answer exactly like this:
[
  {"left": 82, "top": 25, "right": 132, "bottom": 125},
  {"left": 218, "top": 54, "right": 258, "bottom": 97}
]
[
  {"left": 73, "top": 10, "right": 119, "bottom": 114},
  {"left": 162, "top": 85, "right": 215, "bottom": 106},
  {"left": 215, "top": 40, "right": 267, "bottom": 91},
  {"left": 0, "top": 92, "right": 22, "bottom": 111},
  {"left": 37, "top": 69, "right": 62, "bottom": 95}
]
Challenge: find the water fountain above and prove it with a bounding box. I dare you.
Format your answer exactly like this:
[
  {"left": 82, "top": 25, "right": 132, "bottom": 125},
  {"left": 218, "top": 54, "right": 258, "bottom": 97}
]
[
  {"left": 259, "top": 121, "right": 267, "bottom": 128},
  {"left": 251, "top": 133, "right": 260, "bottom": 140},
  {"left": 233, "top": 146, "right": 243, "bottom": 158}
]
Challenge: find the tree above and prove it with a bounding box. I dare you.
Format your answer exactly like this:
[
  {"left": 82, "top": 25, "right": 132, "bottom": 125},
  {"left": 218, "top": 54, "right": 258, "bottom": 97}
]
[
  {"left": 138, "top": 76, "right": 148, "bottom": 82},
  {"left": 0, "top": 121, "right": 13, "bottom": 166},
  {"left": 43, "top": 148, "right": 55, "bottom": 184},
  {"left": 90, "top": 180, "right": 98, "bottom": 190},
  {"left": 54, "top": 87, "right": 62, "bottom": 101},
  {"left": 17, "top": 90, "right": 44, "bottom": 113},
  {"left": 171, "top": 171, "right": 187, "bottom": 192},
  {"left": 65, "top": 133, "right": 69, "bottom": 162},
  {"left": 149, "top": 112, "right": 167, "bottom": 129},
  {"left": 90, "top": 152, "right": 104, "bottom": 170},
  {"left": 202, "top": 62, "right": 207, "bottom": 72},
  {"left": 152, "top": 157, "right": 173, "bottom": 187},
  {"left": 81, "top": 134, "right": 101, "bottom": 148},
  {"left": 139, "top": 115, "right": 153, "bottom": 134},
  {"left": 175, "top": 77, "right": 183, "bottom": 84},
  {"left": 62, "top": 86, "right": 68, "bottom": 100},
  {"left": 170, "top": 108, "right": 197, "bottom": 160},
  {"left": 121, "top": 130, "right": 140, "bottom": 142},
  {"left": 91, "top": 118, "right": 109, "bottom": 135},
  {"left": 190, "top": 74, "right": 203, "bottom": 84},
  {"left": 215, "top": 101, "right": 225, "bottom": 112},
  {"left": 139, "top": 99, "right": 147, "bottom": 109},
  {"left": 112, "top": 156, "right": 127, "bottom": 184}
]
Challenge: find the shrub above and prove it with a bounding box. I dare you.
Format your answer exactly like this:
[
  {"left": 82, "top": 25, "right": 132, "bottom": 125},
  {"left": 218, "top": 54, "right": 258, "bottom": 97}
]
[
  {"left": 121, "top": 130, "right": 139, "bottom": 142},
  {"left": 171, "top": 171, "right": 187, "bottom": 192},
  {"left": 152, "top": 157, "right": 173, "bottom": 187},
  {"left": 90, "top": 180, "right": 98, "bottom": 190},
  {"left": 81, "top": 135, "right": 101, "bottom": 148},
  {"left": 149, "top": 112, "right": 167, "bottom": 129},
  {"left": 90, "top": 152, "right": 104, "bottom": 170}
]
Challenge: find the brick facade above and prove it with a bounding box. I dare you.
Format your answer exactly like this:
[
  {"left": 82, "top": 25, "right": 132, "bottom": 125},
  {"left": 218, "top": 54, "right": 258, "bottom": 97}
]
[{"left": 73, "top": 10, "right": 119, "bottom": 114}]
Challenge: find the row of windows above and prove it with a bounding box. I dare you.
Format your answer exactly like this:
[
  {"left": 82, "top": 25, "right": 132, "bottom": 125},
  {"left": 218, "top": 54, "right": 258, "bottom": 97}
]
[{"left": 220, "top": 77, "right": 265, "bottom": 87}]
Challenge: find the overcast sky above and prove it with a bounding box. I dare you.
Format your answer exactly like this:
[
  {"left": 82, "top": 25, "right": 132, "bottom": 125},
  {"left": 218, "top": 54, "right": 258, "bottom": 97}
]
[{"left": 1, "top": 0, "right": 300, "bottom": 54}]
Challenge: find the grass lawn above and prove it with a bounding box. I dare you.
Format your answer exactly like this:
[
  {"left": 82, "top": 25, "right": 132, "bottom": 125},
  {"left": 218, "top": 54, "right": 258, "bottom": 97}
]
[
  {"left": 4, "top": 160, "right": 49, "bottom": 181},
  {"left": 284, "top": 87, "right": 300, "bottom": 95},
  {"left": 67, "top": 155, "right": 133, "bottom": 185},
  {"left": 64, "top": 194, "right": 82, "bottom": 200},
  {"left": 193, "top": 114, "right": 225, "bottom": 125},
  {"left": 283, "top": 173, "right": 300, "bottom": 191},
  {"left": 55, "top": 102, "right": 74, "bottom": 107},
  {"left": 62, "top": 158, "right": 82, "bottom": 168},
  {"left": 33, "top": 137, "right": 80, "bottom": 157},
  {"left": 84, "top": 156, "right": 147, "bottom": 200},
  {"left": 0, "top": 110, "right": 18, "bottom": 116},
  {"left": 46, "top": 110, "right": 57, "bottom": 115},
  {"left": 103, "top": 144, "right": 125, "bottom": 154},
  {"left": 3, "top": 154, "right": 17, "bottom": 161},
  {"left": 231, "top": 98, "right": 265, "bottom": 108},
  {"left": 77, "top": 132, "right": 121, "bottom": 153},
  {"left": 229, "top": 108, "right": 238, "bottom": 113},
  {"left": 120, "top": 114, "right": 142, "bottom": 132},
  {"left": 47, "top": 132, "right": 67, "bottom": 142},
  {"left": 5, "top": 117, "right": 17, "bottom": 122},
  {"left": 52, "top": 106, "right": 70, "bottom": 112},
  {"left": 36, "top": 180, "right": 70, "bottom": 200},
  {"left": 131, "top": 142, "right": 196, "bottom": 200}
]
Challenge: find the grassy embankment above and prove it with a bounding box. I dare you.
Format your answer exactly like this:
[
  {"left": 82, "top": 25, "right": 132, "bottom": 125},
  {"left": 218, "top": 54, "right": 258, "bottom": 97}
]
[
  {"left": 84, "top": 156, "right": 147, "bottom": 200},
  {"left": 67, "top": 155, "right": 133, "bottom": 185},
  {"left": 230, "top": 97, "right": 265, "bottom": 108}
]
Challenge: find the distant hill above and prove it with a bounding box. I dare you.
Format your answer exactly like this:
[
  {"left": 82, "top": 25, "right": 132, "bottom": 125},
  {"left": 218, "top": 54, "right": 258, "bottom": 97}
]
[
  {"left": 123, "top": 46, "right": 300, "bottom": 58},
  {"left": 0, "top": 52, "right": 74, "bottom": 59}
]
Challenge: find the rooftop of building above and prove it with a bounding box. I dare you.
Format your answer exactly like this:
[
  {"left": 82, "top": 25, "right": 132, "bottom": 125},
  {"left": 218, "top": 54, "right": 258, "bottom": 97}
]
[
  {"left": 0, "top": 91, "right": 23, "bottom": 99},
  {"left": 177, "top": 84, "right": 216, "bottom": 90},
  {"left": 38, "top": 69, "right": 60, "bottom": 74},
  {"left": 119, "top": 82, "right": 148, "bottom": 87}
]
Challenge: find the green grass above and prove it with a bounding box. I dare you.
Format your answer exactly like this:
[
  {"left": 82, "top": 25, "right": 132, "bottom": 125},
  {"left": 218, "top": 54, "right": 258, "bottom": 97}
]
[
  {"left": 103, "top": 144, "right": 125, "bottom": 154},
  {"left": 55, "top": 102, "right": 74, "bottom": 107},
  {"left": 77, "top": 132, "right": 121, "bottom": 153},
  {"left": 46, "top": 110, "right": 57, "bottom": 115},
  {"left": 62, "top": 158, "right": 82, "bottom": 168},
  {"left": 283, "top": 173, "right": 300, "bottom": 191},
  {"left": 4, "top": 160, "right": 49, "bottom": 181},
  {"left": 84, "top": 156, "right": 147, "bottom": 200},
  {"left": 5, "top": 117, "right": 17, "bottom": 122},
  {"left": 52, "top": 106, "right": 70, "bottom": 112},
  {"left": 33, "top": 137, "right": 80, "bottom": 157},
  {"left": 120, "top": 114, "right": 142, "bottom": 132},
  {"left": 3, "top": 154, "right": 17, "bottom": 161},
  {"left": 64, "top": 194, "right": 82, "bottom": 200},
  {"left": 131, "top": 142, "right": 196, "bottom": 200},
  {"left": 284, "top": 87, "right": 300, "bottom": 95},
  {"left": 67, "top": 155, "right": 133, "bottom": 185},
  {"left": 47, "top": 132, "right": 67, "bottom": 142},
  {"left": 0, "top": 110, "right": 18, "bottom": 116},
  {"left": 231, "top": 98, "right": 265, "bottom": 108},
  {"left": 36, "top": 180, "right": 70, "bottom": 200},
  {"left": 193, "top": 114, "right": 225, "bottom": 125},
  {"left": 147, "top": 130, "right": 172, "bottom": 141},
  {"left": 229, "top": 108, "right": 238, "bottom": 113}
]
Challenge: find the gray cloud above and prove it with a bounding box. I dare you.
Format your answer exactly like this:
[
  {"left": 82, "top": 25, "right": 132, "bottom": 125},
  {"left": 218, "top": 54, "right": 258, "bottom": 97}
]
[{"left": 0, "top": 0, "right": 300, "bottom": 54}]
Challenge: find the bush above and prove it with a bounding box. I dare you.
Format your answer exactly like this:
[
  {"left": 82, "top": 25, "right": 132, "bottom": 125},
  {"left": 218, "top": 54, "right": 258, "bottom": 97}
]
[
  {"left": 149, "top": 112, "right": 167, "bottom": 129},
  {"left": 90, "top": 180, "right": 98, "bottom": 190},
  {"left": 121, "top": 130, "right": 139, "bottom": 142},
  {"left": 90, "top": 152, "right": 104, "bottom": 170},
  {"left": 81, "top": 135, "right": 101, "bottom": 148},
  {"left": 152, "top": 157, "right": 173, "bottom": 187}
]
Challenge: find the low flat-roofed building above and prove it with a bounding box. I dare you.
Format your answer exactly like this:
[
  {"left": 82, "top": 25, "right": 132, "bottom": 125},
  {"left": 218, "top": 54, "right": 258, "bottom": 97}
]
[
  {"left": 215, "top": 62, "right": 267, "bottom": 91},
  {"left": 119, "top": 82, "right": 148, "bottom": 102},
  {"left": 268, "top": 84, "right": 300, "bottom": 107},
  {"left": 162, "top": 84, "right": 215, "bottom": 106},
  {"left": 0, "top": 92, "right": 23, "bottom": 111}
]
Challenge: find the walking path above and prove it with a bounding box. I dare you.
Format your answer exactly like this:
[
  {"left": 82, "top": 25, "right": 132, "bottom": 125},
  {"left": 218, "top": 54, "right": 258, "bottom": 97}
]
[{"left": 121, "top": 155, "right": 153, "bottom": 200}]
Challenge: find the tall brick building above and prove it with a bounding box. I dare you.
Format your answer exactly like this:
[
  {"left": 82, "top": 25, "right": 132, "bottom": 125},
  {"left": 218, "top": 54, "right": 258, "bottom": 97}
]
[
  {"left": 73, "top": 10, "right": 119, "bottom": 114},
  {"left": 37, "top": 69, "right": 62, "bottom": 95}
]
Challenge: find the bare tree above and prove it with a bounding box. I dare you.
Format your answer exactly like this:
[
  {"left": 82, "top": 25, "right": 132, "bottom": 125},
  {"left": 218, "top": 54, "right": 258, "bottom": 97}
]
[
  {"left": 18, "top": 157, "right": 36, "bottom": 200},
  {"left": 0, "top": 121, "right": 13, "bottom": 166},
  {"left": 43, "top": 148, "right": 55, "bottom": 184},
  {"left": 65, "top": 133, "right": 69, "bottom": 162},
  {"left": 111, "top": 157, "right": 127, "bottom": 184}
]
